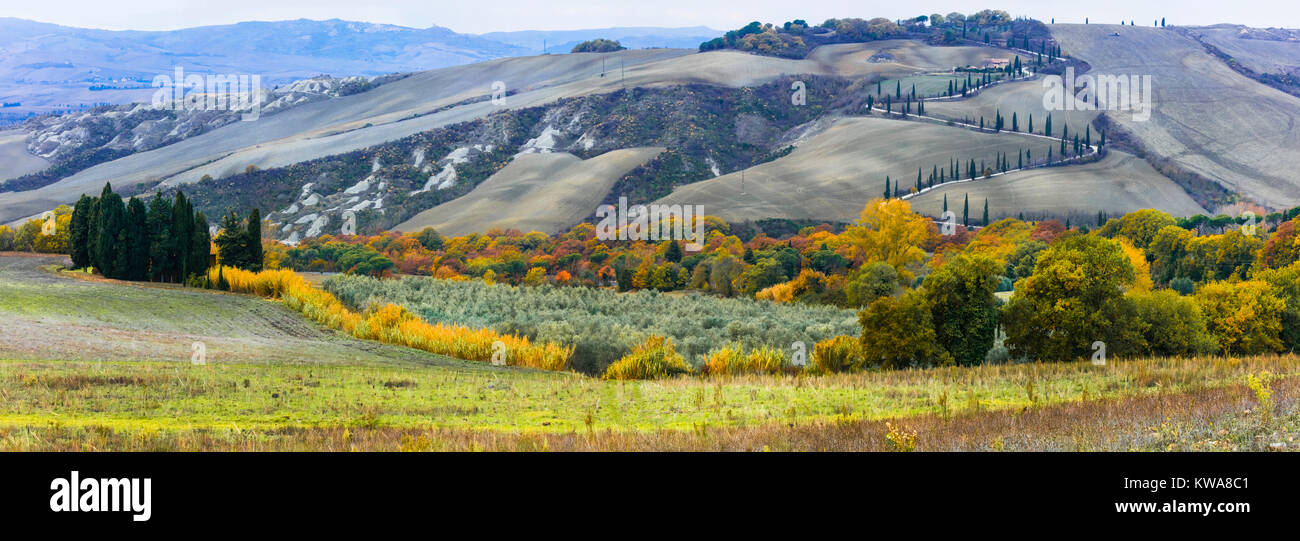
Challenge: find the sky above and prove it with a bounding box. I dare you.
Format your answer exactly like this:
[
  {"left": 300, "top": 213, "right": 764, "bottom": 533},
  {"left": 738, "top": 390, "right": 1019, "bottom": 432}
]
[{"left": 2, "top": 0, "right": 1296, "bottom": 34}]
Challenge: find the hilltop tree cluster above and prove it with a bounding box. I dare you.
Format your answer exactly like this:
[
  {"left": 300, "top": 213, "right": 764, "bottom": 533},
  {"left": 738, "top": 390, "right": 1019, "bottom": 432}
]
[
  {"left": 571, "top": 39, "right": 626, "bottom": 53},
  {"left": 699, "top": 10, "right": 1057, "bottom": 59}
]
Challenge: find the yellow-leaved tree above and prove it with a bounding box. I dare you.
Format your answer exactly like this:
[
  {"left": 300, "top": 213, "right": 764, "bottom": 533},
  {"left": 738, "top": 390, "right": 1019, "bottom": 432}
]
[
  {"left": 840, "top": 198, "right": 933, "bottom": 283},
  {"left": 1116, "top": 239, "right": 1154, "bottom": 291}
]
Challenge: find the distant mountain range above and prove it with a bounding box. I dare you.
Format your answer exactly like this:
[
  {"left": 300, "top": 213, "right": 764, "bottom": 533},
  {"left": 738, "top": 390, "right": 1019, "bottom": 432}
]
[
  {"left": 478, "top": 26, "right": 722, "bottom": 54},
  {"left": 0, "top": 17, "right": 720, "bottom": 119}
]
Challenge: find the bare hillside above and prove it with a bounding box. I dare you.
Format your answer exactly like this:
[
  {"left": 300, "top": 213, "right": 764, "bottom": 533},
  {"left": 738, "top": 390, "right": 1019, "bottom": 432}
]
[
  {"left": 396, "top": 147, "right": 664, "bottom": 236},
  {"left": 652, "top": 115, "right": 1099, "bottom": 223},
  {"left": 0, "top": 40, "right": 1014, "bottom": 224},
  {"left": 1051, "top": 23, "right": 1300, "bottom": 208}
]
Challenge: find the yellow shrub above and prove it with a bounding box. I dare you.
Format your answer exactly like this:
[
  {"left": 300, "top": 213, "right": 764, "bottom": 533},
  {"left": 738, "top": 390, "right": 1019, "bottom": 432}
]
[
  {"left": 206, "top": 265, "right": 571, "bottom": 371},
  {"left": 813, "top": 335, "right": 865, "bottom": 373},
  {"left": 702, "top": 343, "right": 744, "bottom": 375},
  {"left": 603, "top": 335, "right": 692, "bottom": 380},
  {"left": 703, "top": 343, "right": 792, "bottom": 376}
]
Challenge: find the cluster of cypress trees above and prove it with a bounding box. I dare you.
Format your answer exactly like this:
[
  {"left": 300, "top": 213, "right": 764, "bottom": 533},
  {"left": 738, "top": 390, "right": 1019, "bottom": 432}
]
[
  {"left": 213, "top": 208, "right": 264, "bottom": 272},
  {"left": 68, "top": 183, "right": 211, "bottom": 282}
]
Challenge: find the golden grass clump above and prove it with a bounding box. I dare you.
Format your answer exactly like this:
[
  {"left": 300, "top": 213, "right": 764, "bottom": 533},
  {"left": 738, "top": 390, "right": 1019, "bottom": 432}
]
[
  {"left": 813, "top": 335, "right": 865, "bottom": 374},
  {"left": 207, "top": 266, "right": 572, "bottom": 371},
  {"left": 603, "top": 335, "right": 693, "bottom": 380},
  {"left": 703, "top": 343, "right": 793, "bottom": 376}
]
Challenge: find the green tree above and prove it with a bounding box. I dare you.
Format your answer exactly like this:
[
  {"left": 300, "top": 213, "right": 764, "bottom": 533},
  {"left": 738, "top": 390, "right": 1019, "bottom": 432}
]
[
  {"left": 1129, "top": 289, "right": 1216, "bottom": 356},
  {"left": 663, "top": 239, "right": 683, "bottom": 263},
  {"left": 415, "top": 227, "right": 444, "bottom": 250},
  {"left": 69, "top": 195, "right": 93, "bottom": 269},
  {"left": 95, "top": 186, "right": 126, "bottom": 279},
  {"left": 125, "top": 198, "right": 151, "bottom": 281},
  {"left": 1001, "top": 235, "right": 1140, "bottom": 362},
  {"left": 845, "top": 261, "right": 900, "bottom": 307},
  {"left": 214, "top": 210, "right": 251, "bottom": 270},
  {"left": 859, "top": 289, "right": 950, "bottom": 369},
  {"left": 246, "top": 208, "right": 264, "bottom": 272},
  {"left": 922, "top": 254, "right": 1000, "bottom": 365},
  {"left": 171, "top": 192, "right": 194, "bottom": 281},
  {"left": 147, "top": 193, "right": 173, "bottom": 282},
  {"left": 190, "top": 212, "right": 211, "bottom": 279}
]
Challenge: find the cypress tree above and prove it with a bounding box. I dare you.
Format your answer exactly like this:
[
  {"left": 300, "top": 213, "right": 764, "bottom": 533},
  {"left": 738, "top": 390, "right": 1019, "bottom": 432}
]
[
  {"left": 1012, "top": 112, "right": 1018, "bottom": 131},
  {"left": 246, "top": 208, "right": 263, "bottom": 272},
  {"left": 215, "top": 210, "right": 249, "bottom": 270},
  {"left": 191, "top": 212, "right": 212, "bottom": 280},
  {"left": 664, "top": 239, "right": 683, "bottom": 263},
  {"left": 962, "top": 194, "right": 969, "bottom": 227},
  {"left": 171, "top": 192, "right": 194, "bottom": 282},
  {"left": 86, "top": 195, "right": 101, "bottom": 270},
  {"left": 1028, "top": 114, "right": 1033, "bottom": 134},
  {"left": 96, "top": 188, "right": 126, "bottom": 279},
  {"left": 982, "top": 199, "right": 989, "bottom": 226},
  {"left": 147, "top": 193, "right": 173, "bottom": 282},
  {"left": 943, "top": 194, "right": 948, "bottom": 213},
  {"left": 884, "top": 177, "right": 891, "bottom": 199},
  {"left": 69, "top": 195, "right": 93, "bottom": 269},
  {"left": 125, "top": 198, "right": 151, "bottom": 281}
]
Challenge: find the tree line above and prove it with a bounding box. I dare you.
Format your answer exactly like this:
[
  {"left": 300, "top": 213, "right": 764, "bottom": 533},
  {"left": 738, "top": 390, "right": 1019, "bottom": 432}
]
[
  {"left": 67, "top": 183, "right": 265, "bottom": 283},
  {"left": 68, "top": 183, "right": 211, "bottom": 282}
]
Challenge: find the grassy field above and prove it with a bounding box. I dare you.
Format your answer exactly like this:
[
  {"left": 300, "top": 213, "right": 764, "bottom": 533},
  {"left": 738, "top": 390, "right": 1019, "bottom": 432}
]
[{"left": 1, "top": 253, "right": 1297, "bottom": 451}]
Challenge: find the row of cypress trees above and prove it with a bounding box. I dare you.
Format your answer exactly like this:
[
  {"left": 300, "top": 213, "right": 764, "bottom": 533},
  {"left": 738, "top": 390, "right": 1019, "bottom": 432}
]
[{"left": 67, "top": 183, "right": 211, "bottom": 282}]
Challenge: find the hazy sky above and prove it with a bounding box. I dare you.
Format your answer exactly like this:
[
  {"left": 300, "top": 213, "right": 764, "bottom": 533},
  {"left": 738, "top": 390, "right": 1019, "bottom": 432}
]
[{"left": 3, "top": 0, "right": 1296, "bottom": 34}]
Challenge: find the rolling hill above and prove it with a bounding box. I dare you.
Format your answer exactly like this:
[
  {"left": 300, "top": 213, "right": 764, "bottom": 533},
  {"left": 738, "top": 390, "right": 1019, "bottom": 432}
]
[
  {"left": 4, "top": 19, "right": 1299, "bottom": 238},
  {"left": 1050, "top": 23, "right": 1300, "bottom": 209},
  {"left": 396, "top": 147, "right": 664, "bottom": 236},
  {"left": 0, "top": 39, "right": 1015, "bottom": 227}
]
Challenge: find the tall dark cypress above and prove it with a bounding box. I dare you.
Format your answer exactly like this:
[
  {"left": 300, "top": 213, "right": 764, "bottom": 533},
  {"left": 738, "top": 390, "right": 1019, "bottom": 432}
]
[
  {"left": 125, "top": 198, "right": 151, "bottom": 281},
  {"left": 147, "top": 193, "right": 173, "bottom": 282},
  {"left": 246, "top": 208, "right": 263, "bottom": 272},
  {"left": 190, "top": 212, "right": 212, "bottom": 279},
  {"left": 69, "top": 195, "right": 93, "bottom": 269},
  {"left": 96, "top": 188, "right": 126, "bottom": 279},
  {"left": 171, "top": 192, "right": 194, "bottom": 282}
]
